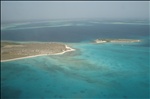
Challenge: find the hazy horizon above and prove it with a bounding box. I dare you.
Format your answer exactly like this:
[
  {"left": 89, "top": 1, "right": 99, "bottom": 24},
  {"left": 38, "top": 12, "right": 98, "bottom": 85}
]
[{"left": 1, "top": 1, "right": 149, "bottom": 23}]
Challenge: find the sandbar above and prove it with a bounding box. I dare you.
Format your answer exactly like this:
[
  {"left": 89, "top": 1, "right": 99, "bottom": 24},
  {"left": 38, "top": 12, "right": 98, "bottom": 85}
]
[{"left": 95, "top": 38, "right": 141, "bottom": 44}]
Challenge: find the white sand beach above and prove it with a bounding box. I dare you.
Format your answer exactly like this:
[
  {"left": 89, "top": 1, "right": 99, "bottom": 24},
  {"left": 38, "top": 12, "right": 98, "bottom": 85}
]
[{"left": 1, "top": 45, "right": 75, "bottom": 62}]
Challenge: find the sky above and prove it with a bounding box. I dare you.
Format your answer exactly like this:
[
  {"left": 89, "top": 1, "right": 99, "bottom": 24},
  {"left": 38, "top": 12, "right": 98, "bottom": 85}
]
[{"left": 1, "top": 1, "right": 149, "bottom": 22}]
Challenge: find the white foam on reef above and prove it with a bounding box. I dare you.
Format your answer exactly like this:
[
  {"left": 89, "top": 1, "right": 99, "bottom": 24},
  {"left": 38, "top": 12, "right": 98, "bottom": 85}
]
[
  {"left": 103, "top": 22, "right": 149, "bottom": 25},
  {"left": 88, "top": 20, "right": 149, "bottom": 25},
  {"left": 2, "top": 20, "right": 95, "bottom": 31},
  {"left": 1, "top": 22, "right": 31, "bottom": 30},
  {"left": 2, "top": 23, "right": 74, "bottom": 30}
]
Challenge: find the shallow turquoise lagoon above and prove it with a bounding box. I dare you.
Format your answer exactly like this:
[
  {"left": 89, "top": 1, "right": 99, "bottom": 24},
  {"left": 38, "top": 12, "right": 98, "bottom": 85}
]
[
  {"left": 1, "top": 41, "right": 149, "bottom": 98},
  {"left": 1, "top": 20, "right": 149, "bottom": 98}
]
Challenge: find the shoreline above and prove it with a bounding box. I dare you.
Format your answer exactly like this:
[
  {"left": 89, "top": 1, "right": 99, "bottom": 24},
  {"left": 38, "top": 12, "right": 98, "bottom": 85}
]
[
  {"left": 1, "top": 45, "right": 75, "bottom": 63},
  {"left": 95, "top": 39, "right": 141, "bottom": 44}
]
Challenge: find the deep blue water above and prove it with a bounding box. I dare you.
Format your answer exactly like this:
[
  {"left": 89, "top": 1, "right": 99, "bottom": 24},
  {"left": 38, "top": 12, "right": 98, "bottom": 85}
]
[
  {"left": 1, "top": 21, "right": 149, "bottom": 42},
  {"left": 1, "top": 20, "right": 150, "bottom": 98}
]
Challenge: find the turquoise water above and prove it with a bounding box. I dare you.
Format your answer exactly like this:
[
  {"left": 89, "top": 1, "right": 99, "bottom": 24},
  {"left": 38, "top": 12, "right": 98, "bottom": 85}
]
[
  {"left": 1, "top": 41, "right": 149, "bottom": 98},
  {"left": 1, "top": 20, "right": 149, "bottom": 98}
]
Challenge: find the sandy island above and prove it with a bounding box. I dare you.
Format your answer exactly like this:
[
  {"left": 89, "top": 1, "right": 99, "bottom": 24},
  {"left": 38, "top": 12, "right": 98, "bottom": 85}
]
[
  {"left": 1, "top": 42, "right": 75, "bottom": 62},
  {"left": 95, "top": 38, "right": 141, "bottom": 44}
]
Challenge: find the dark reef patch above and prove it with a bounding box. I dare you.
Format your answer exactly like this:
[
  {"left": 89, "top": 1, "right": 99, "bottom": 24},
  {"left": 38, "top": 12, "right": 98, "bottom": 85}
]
[{"left": 1, "top": 86, "right": 22, "bottom": 99}]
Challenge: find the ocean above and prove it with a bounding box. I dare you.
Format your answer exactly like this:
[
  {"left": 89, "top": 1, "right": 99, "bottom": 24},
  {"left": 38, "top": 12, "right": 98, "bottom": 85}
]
[{"left": 1, "top": 20, "right": 149, "bottom": 98}]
